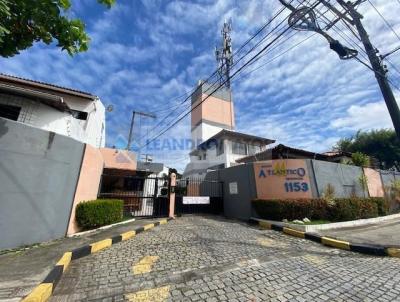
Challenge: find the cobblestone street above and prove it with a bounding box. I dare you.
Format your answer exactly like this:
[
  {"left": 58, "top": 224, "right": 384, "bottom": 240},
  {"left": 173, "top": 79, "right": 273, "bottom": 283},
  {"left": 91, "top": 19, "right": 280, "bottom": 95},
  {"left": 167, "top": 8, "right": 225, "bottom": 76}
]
[{"left": 51, "top": 216, "right": 400, "bottom": 302}]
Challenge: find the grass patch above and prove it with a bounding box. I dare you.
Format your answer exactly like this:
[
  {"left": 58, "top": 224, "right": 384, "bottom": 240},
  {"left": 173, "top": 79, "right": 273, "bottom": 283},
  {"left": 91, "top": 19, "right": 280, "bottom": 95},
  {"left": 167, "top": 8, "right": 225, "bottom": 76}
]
[{"left": 291, "top": 220, "right": 331, "bottom": 225}]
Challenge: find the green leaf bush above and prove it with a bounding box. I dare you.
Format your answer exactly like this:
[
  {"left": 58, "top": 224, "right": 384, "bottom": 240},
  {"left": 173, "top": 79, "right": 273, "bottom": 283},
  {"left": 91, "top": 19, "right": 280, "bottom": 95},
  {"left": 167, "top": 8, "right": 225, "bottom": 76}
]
[
  {"left": 252, "top": 197, "right": 388, "bottom": 222},
  {"left": 76, "top": 199, "right": 123, "bottom": 230}
]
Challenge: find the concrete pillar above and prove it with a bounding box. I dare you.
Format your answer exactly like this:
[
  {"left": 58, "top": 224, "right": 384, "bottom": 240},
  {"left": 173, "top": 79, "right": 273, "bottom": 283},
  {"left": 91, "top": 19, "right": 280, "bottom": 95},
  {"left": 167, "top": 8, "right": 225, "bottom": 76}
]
[{"left": 169, "top": 173, "right": 176, "bottom": 218}]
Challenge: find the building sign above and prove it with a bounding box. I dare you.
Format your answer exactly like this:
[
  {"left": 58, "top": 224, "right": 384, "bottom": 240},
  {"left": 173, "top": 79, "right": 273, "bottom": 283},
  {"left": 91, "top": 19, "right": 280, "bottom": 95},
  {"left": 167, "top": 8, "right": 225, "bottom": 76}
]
[
  {"left": 183, "top": 196, "right": 210, "bottom": 205},
  {"left": 254, "top": 159, "right": 312, "bottom": 199},
  {"left": 229, "top": 182, "right": 238, "bottom": 195}
]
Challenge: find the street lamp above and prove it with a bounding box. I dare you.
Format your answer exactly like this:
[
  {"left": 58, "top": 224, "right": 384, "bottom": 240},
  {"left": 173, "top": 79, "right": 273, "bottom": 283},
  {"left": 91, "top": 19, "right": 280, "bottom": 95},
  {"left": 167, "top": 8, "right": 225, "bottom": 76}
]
[{"left": 280, "top": 1, "right": 358, "bottom": 60}]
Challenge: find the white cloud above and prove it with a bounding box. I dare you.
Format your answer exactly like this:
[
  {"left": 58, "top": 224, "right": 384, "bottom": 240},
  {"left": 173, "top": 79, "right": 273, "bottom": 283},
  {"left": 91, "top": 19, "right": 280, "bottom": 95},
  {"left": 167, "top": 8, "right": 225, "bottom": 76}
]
[
  {"left": 331, "top": 101, "right": 395, "bottom": 131},
  {"left": 1, "top": 0, "right": 400, "bottom": 172}
]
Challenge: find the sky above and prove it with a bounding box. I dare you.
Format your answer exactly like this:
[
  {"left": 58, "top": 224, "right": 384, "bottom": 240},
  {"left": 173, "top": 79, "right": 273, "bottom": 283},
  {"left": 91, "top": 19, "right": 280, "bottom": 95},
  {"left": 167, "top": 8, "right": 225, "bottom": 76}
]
[{"left": 1, "top": 0, "right": 399, "bottom": 171}]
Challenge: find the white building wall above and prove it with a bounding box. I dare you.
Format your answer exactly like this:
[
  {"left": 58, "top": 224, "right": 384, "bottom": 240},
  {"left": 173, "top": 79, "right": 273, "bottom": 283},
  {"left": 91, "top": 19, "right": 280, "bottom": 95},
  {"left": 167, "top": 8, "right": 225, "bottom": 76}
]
[
  {"left": 191, "top": 122, "right": 224, "bottom": 149},
  {"left": 0, "top": 93, "right": 105, "bottom": 148}
]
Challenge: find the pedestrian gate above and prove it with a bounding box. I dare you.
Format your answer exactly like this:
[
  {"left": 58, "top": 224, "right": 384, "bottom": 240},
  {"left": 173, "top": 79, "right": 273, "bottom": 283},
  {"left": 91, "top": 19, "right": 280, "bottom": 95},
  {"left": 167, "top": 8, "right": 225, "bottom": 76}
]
[{"left": 98, "top": 174, "right": 170, "bottom": 218}]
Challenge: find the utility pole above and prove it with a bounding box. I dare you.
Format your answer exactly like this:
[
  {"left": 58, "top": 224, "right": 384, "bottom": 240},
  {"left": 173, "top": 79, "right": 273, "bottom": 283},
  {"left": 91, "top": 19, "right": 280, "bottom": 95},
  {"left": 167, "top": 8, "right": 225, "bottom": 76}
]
[
  {"left": 126, "top": 111, "right": 156, "bottom": 150},
  {"left": 215, "top": 20, "right": 233, "bottom": 88},
  {"left": 279, "top": 0, "right": 400, "bottom": 138},
  {"left": 336, "top": 0, "right": 400, "bottom": 138}
]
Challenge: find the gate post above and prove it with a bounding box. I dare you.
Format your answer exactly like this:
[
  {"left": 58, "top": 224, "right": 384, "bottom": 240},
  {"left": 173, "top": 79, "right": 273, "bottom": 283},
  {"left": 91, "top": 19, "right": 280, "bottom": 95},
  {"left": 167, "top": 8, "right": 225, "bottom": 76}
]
[{"left": 169, "top": 173, "right": 176, "bottom": 218}]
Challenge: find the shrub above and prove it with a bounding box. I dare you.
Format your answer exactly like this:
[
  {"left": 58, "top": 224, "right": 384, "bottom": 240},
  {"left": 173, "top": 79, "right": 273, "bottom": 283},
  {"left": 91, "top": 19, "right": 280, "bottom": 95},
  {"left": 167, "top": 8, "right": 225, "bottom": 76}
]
[
  {"left": 369, "top": 197, "right": 389, "bottom": 216},
  {"left": 323, "top": 183, "right": 336, "bottom": 200},
  {"left": 253, "top": 197, "right": 386, "bottom": 222},
  {"left": 327, "top": 198, "right": 378, "bottom": 221},
  {"left": 253, "top": 199, "right": 320, "bottom": 221},
  {"left": 76, "top": 199, "right": 123, "bottom": 230}
]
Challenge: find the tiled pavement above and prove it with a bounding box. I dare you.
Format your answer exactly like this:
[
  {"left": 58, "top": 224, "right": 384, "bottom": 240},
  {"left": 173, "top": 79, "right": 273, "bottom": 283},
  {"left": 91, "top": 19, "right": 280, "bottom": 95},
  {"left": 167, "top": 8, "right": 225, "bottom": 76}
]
[{"left": 51, "top": 216, "right": 400, "bottom": 301}]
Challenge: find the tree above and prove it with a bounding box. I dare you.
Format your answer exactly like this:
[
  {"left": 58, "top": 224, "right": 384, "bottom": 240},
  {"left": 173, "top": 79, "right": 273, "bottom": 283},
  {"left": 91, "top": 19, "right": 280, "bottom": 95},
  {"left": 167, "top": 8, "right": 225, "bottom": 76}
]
[
  {"left": 0, "top": 0, "right": 115, "bottom": 57},
  {"left": 335, "top": 129, "right": 400, "bottom": 171},
  {"left": 351, "top": 152, "right": 370, "bottom": 167}
]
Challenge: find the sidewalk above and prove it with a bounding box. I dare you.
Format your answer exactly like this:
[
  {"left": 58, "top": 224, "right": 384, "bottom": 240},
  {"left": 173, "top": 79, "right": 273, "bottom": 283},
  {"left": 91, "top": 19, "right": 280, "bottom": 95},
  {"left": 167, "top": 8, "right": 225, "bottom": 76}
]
[
  {"left": 316, "top": 218, "right": 400, "bottom": 247},
  {"left": 0, "top": 218, "right": 161, "bottom": 302}
]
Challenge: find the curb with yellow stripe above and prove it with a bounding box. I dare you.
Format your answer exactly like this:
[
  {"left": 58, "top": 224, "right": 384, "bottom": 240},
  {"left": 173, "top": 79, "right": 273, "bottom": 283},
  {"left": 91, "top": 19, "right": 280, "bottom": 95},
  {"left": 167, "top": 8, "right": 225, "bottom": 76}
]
[
  {"left": 21, "top": 217, "right": 173, "bottom": 302},
  {"left": 251, "top": 218, "right": 400, "bottom": 258}
]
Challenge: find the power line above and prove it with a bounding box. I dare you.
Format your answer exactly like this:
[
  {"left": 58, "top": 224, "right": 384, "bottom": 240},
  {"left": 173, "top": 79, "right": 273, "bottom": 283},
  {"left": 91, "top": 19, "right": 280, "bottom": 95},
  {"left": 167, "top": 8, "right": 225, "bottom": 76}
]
[
  {"left": 317, "top": 6, "right": 400, "bottom": 80},
  {"left": 354, "top": 56, "right": 400, "bottom": 92},
  {"left": 140, "top": 1, "right": 322, "bottom": 150},
  {"left": 134, "top": 3, "right": 295, "bottom": 144},
  {"left": 140, "top": 28, "right": 294, "bottom": 150},
  {"left": 235, "top": 33, "right": 317, "bottom": 82},
  {"left": 144, "top": 0, "right": 312, "bottom": 138},
  {"left": 140, "top": 20, "right": 295, "bottom": 145},
  {"left": 385, "top": 57, "right": 400, "bottom": 76},
  {"left": 383, "top": 45, "right": 400, "bottom": 58},
  {"left": 367, "top": 0, "right": 400, "bottom": 43}
]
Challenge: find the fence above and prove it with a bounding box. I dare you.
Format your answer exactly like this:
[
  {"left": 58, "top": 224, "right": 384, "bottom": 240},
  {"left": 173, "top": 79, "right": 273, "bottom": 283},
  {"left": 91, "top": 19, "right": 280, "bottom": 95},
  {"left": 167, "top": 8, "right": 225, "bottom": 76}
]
[{"left": 99, "top": 174, "right": 170, "bottom": 218}]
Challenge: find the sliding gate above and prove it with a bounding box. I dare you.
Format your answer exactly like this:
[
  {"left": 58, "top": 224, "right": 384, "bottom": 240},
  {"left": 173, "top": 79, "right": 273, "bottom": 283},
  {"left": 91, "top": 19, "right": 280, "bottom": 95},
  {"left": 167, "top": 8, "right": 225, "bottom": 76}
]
[
  {"left": 99, "top": 174, "right": 170, "bottom": 218},
  {"left": 175, "top": 178, "right": 224, "bottom": 215}
]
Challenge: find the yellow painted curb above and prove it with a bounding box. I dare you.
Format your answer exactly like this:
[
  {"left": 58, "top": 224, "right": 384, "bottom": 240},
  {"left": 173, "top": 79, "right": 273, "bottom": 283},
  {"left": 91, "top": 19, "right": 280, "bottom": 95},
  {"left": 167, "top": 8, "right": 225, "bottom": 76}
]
[
  {"left": 322, "top": 237, "right": 350, "bottom": 250},
  {"left": 259, "top": 221, "right": 272, "bottom": 230},
  {"left": 121, "top": 230, "right": 136, "bottom": 241},
  {"left": 56, "top": 252, "right": 72, "bottom": 272},
  {"left": 90, "top": 239, "right": 112, "bottom": 253},
  {"left": 144, "top": 223, "right": 155, "bottom": 231},
  {"left": 21, "top": 283, "right": 53, "bottom": 302},
  {"left": 159, "top": 219, "right": 168, "bottom": 225},
  {"left": 387, "top": 248, "right": 400, "bottom": 258},
  {"left": 283, "top": 227, "right": 305, "bottom": 239}
]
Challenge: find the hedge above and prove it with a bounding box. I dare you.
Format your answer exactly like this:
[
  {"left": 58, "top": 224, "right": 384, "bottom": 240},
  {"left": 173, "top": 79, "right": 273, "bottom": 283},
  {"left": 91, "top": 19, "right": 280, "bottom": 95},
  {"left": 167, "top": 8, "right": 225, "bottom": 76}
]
[
  {"left": 76, "top": 199, "right": 123, "bottom": 230},
  {"left": 252, "top": 197, "right": 388, "bottom": 222}
]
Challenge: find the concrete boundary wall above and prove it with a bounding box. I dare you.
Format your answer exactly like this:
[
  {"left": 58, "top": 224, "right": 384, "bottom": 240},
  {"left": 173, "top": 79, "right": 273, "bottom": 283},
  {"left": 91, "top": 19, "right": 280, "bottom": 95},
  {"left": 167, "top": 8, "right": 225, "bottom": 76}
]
[
  {"left": 67, "top": 144, "right": 104, "bottom": 235},
  {"left": 380, "top": 170, "right": 400, "bottom": 188},
  {"left": 311, "top": 160, "right": 368, "bottom": 198},
  {"left": 0, "top": 118, "right": 84, "bottom": 250},
  {"left": 207, "top": 159, "right": 398, "bottom": 221},
  {"left": 206, "top": 164, "right": 257, "bottom": 220},
  {"left": 363, "top": 168, "right": 384, "bottom": 197}
]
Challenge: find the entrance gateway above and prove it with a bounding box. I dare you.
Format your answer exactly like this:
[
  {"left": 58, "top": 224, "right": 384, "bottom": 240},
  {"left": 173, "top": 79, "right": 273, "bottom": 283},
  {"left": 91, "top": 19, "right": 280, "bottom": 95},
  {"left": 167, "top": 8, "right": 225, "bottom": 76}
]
[{"left": 98, "top": 173, "right": 223, "bottom": 217}]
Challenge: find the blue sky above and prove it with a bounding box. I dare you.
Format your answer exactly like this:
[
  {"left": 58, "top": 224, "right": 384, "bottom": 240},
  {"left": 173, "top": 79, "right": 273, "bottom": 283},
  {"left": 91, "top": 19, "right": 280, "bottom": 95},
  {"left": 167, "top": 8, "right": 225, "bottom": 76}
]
[{"left": 1, "top": 0, "right": 399, "bottom": 171}]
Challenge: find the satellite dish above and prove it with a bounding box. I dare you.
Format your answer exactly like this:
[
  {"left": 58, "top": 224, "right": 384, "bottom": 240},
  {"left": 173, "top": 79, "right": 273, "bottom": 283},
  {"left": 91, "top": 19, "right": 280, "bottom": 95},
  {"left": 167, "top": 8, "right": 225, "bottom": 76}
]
[{"left": 106, "top": 105, "right": 114, "bottom": 112}]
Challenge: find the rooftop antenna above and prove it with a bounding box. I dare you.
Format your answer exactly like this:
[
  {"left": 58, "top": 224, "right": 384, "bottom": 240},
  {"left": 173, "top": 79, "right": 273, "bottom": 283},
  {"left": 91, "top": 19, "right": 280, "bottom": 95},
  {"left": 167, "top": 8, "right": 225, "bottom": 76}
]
[{"left": 215, "top": 19, "right": 233, "bottom": 89}]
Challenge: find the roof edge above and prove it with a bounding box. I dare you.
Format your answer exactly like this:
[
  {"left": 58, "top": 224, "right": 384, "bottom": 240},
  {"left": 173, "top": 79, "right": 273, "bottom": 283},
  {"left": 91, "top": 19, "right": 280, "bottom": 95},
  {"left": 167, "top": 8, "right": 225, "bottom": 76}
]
[{"left": 0, "top": 74, "right": 96, "bottom": 100}]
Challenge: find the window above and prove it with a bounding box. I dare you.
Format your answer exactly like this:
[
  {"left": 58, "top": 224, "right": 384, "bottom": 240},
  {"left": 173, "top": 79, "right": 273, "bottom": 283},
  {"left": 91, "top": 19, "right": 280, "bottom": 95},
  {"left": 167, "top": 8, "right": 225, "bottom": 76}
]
[
  {"left": 0, "top": 104, "right": 21, "bottom": 121},
  {"left": 217, "top": 140, "right": 224, "bottom": 156},
  {"left": 248, "top": 144, "right": 261, "bottom": 155},
  {"left": 70, "top": 109, "right": 88, "bottom": 120},
  {"left": 232, "top": 141, "right": 247, "bottom": 155}
]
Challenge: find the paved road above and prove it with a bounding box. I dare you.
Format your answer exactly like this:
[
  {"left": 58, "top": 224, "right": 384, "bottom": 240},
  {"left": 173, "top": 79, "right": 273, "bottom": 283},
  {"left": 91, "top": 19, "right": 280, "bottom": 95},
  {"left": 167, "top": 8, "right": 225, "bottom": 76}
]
[
  {"left": 318, "top": 218, "right": 400, "bottom": 246},
  {"left": 0, "top": 218, "right": 161, "bottom": 302},
  {"left": 51, "top": 216, "right": 400, "bottom": 302}
]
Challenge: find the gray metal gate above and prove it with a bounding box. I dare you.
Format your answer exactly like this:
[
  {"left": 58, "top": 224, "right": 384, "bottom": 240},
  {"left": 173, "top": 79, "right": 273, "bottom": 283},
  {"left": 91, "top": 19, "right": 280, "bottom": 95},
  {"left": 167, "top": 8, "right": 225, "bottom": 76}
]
[{"left": 175, "top": 177, "right": 224, "bottom": 215}]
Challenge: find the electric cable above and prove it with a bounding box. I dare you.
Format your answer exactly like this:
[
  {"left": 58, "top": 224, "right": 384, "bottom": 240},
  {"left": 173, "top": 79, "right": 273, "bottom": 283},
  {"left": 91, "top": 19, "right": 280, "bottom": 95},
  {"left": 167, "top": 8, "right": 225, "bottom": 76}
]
[
  {"left": 134, "top": 3, "right": 297, "bottom": 144},
  {"left": 139, "top": 1, "right": 322, "bottom": 150},
  {"left": 367, "top": 0, "right": 400, "bottom": 43}
]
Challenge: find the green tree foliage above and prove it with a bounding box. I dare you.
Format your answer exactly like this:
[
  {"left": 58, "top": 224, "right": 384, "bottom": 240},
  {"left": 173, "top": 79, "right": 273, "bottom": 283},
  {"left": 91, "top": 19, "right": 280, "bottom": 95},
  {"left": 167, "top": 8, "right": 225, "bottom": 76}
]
[
  {"left": 351, "top": 152, "right": 371, "bottom": 167},
  {"left": 335, "top": 129, "right": 400, "bottom": 171},
  {"left": 0, "top": 0, "right": 115, "bottom": 57}
]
